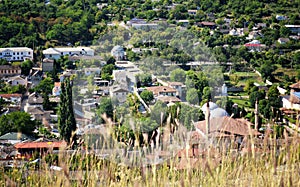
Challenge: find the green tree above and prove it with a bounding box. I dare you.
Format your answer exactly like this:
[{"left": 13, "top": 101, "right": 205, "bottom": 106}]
[
  {"left": 0, "top": 111, "right": 39, "bottom": 136},
  {"left": 136, "top": 73, "right": 152, "bottom": 87},
  {"left": 34, "top": 77, "right": 54, "bottom": 95},
  {"left": 202, "top": 86, "right": 212, "bottom": 101},
  {"left": 186, "top": 88, "right": 199, "bottom": 105},
  {"left": 267, "top": 84, "right": 281, "bottom": 108},
  {"left": 170, "top": 68, "right": 186, "bottom": 83},
  {"left": 21, "top": 60, "right": 34, "bottom": 76},
  {"left": 249, "top": 89, "right": 265, "bottom": 108},
  {"left": 140, "top": 90, "right": 154, "bottom": 104},
  {"left": 151, "top": 101, "right": 168, "bottom": 124},
  {"left": 96, "top": 97, "right": 114, "bottom": 123},
  {"left": 58, "top": 78, "right": 77, "bottom": 144}
]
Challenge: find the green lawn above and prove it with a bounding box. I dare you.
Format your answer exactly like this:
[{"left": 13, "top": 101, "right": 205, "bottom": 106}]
[{"left": 230, "top": 97, "right": 250, "bottom": 108}]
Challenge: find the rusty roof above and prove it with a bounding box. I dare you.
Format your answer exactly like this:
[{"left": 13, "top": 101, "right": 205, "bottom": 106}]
[
  {"left": 0, "top": 93, "right": 22, "bottom": 98},
  {"left": 15, "top": 141, "right": 67, "bottom": 149},
  {"left": 194, "top": 116, "right": 260, "bottom": 136}
]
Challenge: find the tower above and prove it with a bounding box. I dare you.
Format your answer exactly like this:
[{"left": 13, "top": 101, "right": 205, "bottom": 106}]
[{"left": 206, "top": 102, "right": 210, "bottom": 135}]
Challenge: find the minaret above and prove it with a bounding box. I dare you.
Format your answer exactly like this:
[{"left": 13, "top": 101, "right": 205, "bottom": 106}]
[
  {"left": 206, "top": 101, "right": 210, "bottom": 135},
  {"left": 254, "top": 99, "right": 259, "bottom": 130}
]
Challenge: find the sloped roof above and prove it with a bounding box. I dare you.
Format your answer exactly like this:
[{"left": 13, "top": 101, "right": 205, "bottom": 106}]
[
  {"left": 0, "top": 93, "right": 22, "bottom": 99},
  {"left": 27, "top": 107, "right": 44, "bottom": 115},
  {"left": 157, "top": 95, "right": 181, "bottom": 103},
  {"left": 15, "top": 141, "right": 67, "bottom": 149},
  {"left": 146, "top": 86, "right": 176, "bottom": 95},
  {"left": 290, "top": 81, "right": 300, "bottom": 89},
  {"left": 194, "top": 116, "right": 260, "bottom": 136},
  {"left": 0, "top": 132, "right": 34, "bottom": 141},
  {"left": 168, "top": 82, "right": 183, "bottom": 86},
  {"left": 28, "top": 92, "right": 44, "bottom": 104}
]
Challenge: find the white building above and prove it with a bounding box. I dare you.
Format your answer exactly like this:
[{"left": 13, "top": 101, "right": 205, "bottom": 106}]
[
  {"left": 43, "top": 47, "right": 94, "bottom": 60},
  {"left": 0, "top": 47, "right": 33, "bottom": 61},
  {"left": 7, "top": 75, "right": 27, "bottom": 86},
  {"left": 84, "top": 67, "right": 101, "bottom": 76}
]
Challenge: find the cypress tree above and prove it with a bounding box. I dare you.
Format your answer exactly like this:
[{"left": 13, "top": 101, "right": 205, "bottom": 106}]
[{"left": 58, "top": 78, "right": 77, "bottom": 145}]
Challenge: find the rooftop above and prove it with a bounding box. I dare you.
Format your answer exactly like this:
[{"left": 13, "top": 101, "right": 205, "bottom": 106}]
[
  {"left": 194, "top": 116, "right": 260, "bottom": 136},
  {"left": 15, "top": 141, "right": 67, "bottom": 149}
]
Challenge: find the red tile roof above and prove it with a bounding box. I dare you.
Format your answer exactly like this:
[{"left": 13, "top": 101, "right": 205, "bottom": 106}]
[
  {"left": 15, "top": 141, "right": 67, "bottom": 149},
  {"left": 194, "top": 116, "right": 260, "bottom": 136},
  {"left": 0, "top": 94, "right": 22, "bottom": 98},
  {"left": 244, "top": 43, "right": 262, "bottom": 47}
]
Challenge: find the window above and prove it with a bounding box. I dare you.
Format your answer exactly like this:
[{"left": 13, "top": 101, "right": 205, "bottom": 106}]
[
  {"left": 0, "top": 53, "right": 2, "bottom": 55},
  {"left": 17, "top": 57, "right": 19, "bottom": 59},
  {"left": 28, "top": 52, "right": 30, "bottom": 55},
  {"left": 49, "top": 54, "right": 52, "bottom": 57},
  {"left": 17, "top": 52, "right": 19, "bottom": 55},
  {"left": 61, "top": 52, "right": 63, "bottom": 55},
  {"left": 13, "top": 52, "right": 15, "bottom": 55},
  {"left": 21, "top": 52, "right": 23, "bottom": 55},
  {"left": 13, "top": 57, "right": 15, "bottom": 60}
]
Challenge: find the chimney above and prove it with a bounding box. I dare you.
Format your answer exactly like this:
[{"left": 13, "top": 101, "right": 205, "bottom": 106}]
[
  {"left": 206, "top": 101, "right": 210, "bottom": 135},
  {"left": 254, "top": 99, "right": 259, "bottom": 130}
]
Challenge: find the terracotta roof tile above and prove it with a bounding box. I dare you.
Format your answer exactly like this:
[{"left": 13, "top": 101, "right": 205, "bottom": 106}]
[
  {"left": 15, "top": 141, "right": 67, "bottom": 149},
  {"left": 194, "top": 116, "right": 260, "bottom": 136}
]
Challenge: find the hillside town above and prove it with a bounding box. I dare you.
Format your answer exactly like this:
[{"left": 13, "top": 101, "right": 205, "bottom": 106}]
[{"left": 0, "top": 0, "right": 299, "bottom": 186}]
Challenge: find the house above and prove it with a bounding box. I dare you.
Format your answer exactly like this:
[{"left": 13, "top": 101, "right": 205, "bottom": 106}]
[
  {"left": 52, "top": 82, "right": 61, "bottom": 96},
  {"left": 276, "top": 15, "right": 287, "bottom": 21},
  {"left": 285, "top": 25, "right": 300, "bottom": 34},
  {"left": 177, "top": 20, "right": 189, "bottom": 27},
  {"left": 244, "top": 40, "right": 266, "bottom": 52},
  {"left": 110, "top": 85, "right": 130, "bottom": 103},
  {"left": 42, "top": 58, "right": 54, "bottom": 72},
  {"left": 43, "top": 47, "right": 94, "bottom": 60},
  {"left": 197, "top": 22, "right": 217, "bottom": 29},
  {"left": 59, "top": 70, "right": 74, "bottom": 82},
  {"left": 14, "top": 141, "right": 67, "bottom": 159},
  {"left": 27, "top": 107, "right": 52, "bottom": 121},
  {"left": 156, "top": 95, "right": 181, "bottom": 105},
  {"left": 0, "top": 132, "right": 34, "bottom": 145},
  {"left": 187, "top": 10, "right": 197, "bottom": 16},
  {"left": 83, "top": 67, "right": 101, "bottom": 76},
  {"left": 24, "top": 92, "right": 44, "bottom": 112},
  {"left": 168, "top": 82, "right": 184, "bottom": 98},
  {"left": 0, "top": 47, "right": 33, "bottom": 61},
  {"left": 0, "top": 93, "right": 22, "bottom": 106},
  {"left": 0, "top": 65, "right": 21, "bottom": 77},
  {"left": 193, "top": 116, "right": 260, "bottom": 151},
  {"left": 282, "top": 81, "right": 300, "bottom": 111},
  {"left": 74, "top": 99, "right": 97, "bottom": 122},
  {"left": 229, "top": 28, "right": 244, "bottom": 36},
  {"left": 7, "top": 75, "right": 27, "bottom": 86},
  {"left": 127, "top": 18, "right": 147, "bottom": 25},
  {"left": 146, "top": 86, "right": 177, "bottom": 97},
  {"left": 29, "top": 68, "right": 43, "bottom": 82},
  {"left": 278, "top": 38, "right": 290, "bottom": 44},
  {"left": 247, "top": 31, "right": 263, "bottom": 40},
  {"left": 131, "top": 23, "right": 159, "bottom": 30},
  {"left": 253, "top": 23, "right": 267, "bottom": 30}
]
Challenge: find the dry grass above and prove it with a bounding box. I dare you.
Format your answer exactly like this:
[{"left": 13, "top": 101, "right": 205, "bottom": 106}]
[{"left": 1, "top": 134, "right": 300, "bottom": 187}]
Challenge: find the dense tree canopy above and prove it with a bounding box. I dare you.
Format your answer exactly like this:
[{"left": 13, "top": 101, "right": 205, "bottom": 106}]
[{"left": 0, "top": 111, "right": 39, "bottom": 136}]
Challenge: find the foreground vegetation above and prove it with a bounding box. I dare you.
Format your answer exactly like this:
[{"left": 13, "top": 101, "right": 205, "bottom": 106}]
[{"left": 1, "top": 134, "right": 300, "bottom": 186}]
